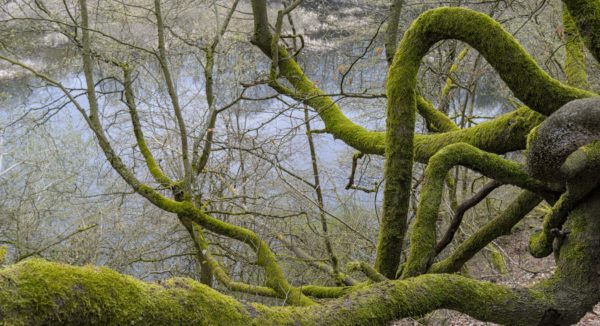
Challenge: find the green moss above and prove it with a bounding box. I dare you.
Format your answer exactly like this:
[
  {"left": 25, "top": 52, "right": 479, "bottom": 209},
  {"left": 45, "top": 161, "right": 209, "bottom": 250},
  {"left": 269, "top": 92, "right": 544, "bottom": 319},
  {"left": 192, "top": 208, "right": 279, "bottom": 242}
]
[
  {"left": 403, "top": 143, "right": 552, "bottom": 277},
  {"left": 0, "top": 258, "right": 248, "bottom": 325},
  {"left": 561, "top": 140, "right": 600, "bottom": 179},
  {"left": 488, "top": 246, "right": 509, "bottom": 275},
  {"left": 563, "top": 6, "right": 590, "bottom": 90},
  {"left": 431, "top": 191, "right": 542, "bottom": 273},
  {"left": 374, "top": 46, "right": 418, "bottom": 277},
  {"left": 346, "top": 261, "right": 388, "bottom": 282},
  {"left": 0, "top": 246, "right": 6, "bottom": 265},
  {"left": 416, "top": 95, "right": 459, "bottom": 133},
  {"left": 562, "top": 0, "right": 600, "bottom": 63},
  {"left": 2, "top": 254, "right": 597, "bottom": 325},
  {"left": 299, "top": 285, "right": 356, "bottom": 298}
]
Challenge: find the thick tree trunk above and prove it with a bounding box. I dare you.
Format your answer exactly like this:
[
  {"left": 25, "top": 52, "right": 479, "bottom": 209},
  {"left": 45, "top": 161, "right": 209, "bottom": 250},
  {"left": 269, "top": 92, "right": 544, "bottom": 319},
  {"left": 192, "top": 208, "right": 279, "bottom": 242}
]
[{"left": 2, "top": 189, "right": 599, "bottom": 325}]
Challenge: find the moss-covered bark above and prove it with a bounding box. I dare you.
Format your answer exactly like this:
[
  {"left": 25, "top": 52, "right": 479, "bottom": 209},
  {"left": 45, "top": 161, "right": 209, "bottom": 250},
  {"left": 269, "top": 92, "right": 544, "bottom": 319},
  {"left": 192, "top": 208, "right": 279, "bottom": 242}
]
[
  {"left": 250, "top": 3, "right": 553, "bottom": 161},
  {"left": 392, "top": 8, "right": 593, "bottom": 117},
  {"left": 374, "top": 50, "right": 417, "bottom": 277},
  {"left": 402, "top": 143, "right": 556, "bottom": 277},
  {"left": 5, "top": 198, "right": 600, "bottom": 326},
  {"left": 431, "top": 190, "right": 542, "bottom": 273},
  {"left": 562, "top": 0, "right": 600, "bottom": 63},
  {"left": 416, "top": 95, "right": 460, "bottom": 133},
  {"left": 346, "top": 261, "right": 388, "bottom": 282},
  {"left": 376, "top": 5, "right": 584, "bottom": 278},
  {"left": 563, "top": 6, "right": 590, "bottom": 90},
  {"left": 0, "top": 259, "right": 556, "bottom": 325},
  {"left": 4, "top": 1, "right": 600, "bottom": 324}
]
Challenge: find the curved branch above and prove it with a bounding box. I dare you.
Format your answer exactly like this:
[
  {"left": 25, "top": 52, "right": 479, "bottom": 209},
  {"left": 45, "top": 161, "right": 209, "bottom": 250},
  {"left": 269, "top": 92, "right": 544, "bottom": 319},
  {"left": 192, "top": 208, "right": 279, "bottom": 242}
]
[
  {"left": 388, "top": 7, "right": 593, "bottom": 117},
  {"left": 431, "top": 190, "right": 542, "bottom": 273},
  {"left": 5, "top": 191, "right": 600, "bottom": 324},
  {"left": 416, "top": 95, "right": 460, "bottom": 133},
  {"left": 402, "top": 143, "right": 557, "bottom": 278},
  {"left": 123, "top": 68, "right": 176, "bottom": 188},
  {"left": 529, "top": 141, "right": 600, "bottom": 258},
  {"left": 435, "top": 180, "right": 502, "bottom": 255},
  {"left": 346, "top": 261, "right": 388, "bottom": 283}
]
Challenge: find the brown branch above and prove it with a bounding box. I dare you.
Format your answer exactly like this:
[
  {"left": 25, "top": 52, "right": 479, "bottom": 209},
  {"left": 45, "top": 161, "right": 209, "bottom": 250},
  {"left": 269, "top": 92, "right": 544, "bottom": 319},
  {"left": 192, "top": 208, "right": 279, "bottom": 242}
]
[
  {"left": 345, "top": 152, "right": 365, "bottom": 190},
  {"left": 435, "top": 180, "right": 502, "bottom": 255},
  {"left": 154, "top": 0, "right": 192, "bottom": 194},
  {"left": 16, "top": 224, "right": 98, "bottom": 262}
]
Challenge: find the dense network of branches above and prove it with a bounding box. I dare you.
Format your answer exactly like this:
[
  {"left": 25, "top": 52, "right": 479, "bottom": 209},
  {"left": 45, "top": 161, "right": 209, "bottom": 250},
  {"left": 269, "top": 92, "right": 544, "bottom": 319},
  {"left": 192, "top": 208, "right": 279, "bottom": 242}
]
[{"left": 1, "top": 0, "right": 600, "bottom": 325}]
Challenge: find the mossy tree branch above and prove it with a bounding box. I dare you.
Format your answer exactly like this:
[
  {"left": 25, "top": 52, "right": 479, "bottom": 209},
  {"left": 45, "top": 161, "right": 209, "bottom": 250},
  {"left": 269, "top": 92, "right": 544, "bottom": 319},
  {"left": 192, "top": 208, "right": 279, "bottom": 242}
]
[
  {"left": 346, "top": 261, "right": 388, "bottom": 283},
  {"left": 528, "top": 140, "right": 600, "bottom": 258},
  {"left": 563, "top": 5, "right": 591, "bottom": 90},
  {"left": 374, "top": 6, "right": 590, "bottom": 278},
  {"left": 0, "top": 259, "right": 562, "bottom": 325},
  {"left": 123, "top": 67, "right": 177, "bottom": 189},
  {"left": 391, "top": 7, "right": 593, "bottom": 117},
  {"left": 153, "top": 0, "right": 193, "bottom": 196},
  {"left": 562, "top": 0, "right": 600, "bottom": 63},
  {"left": 402, "top": 143, "right": 557, "bottom": 278},
  {"left": 430, "top": 190, "right": 542, "bottom": 273},
  {"left": 6, "top": 192, "right": 600, "bottom": 326}
]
